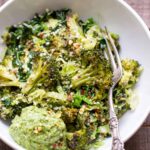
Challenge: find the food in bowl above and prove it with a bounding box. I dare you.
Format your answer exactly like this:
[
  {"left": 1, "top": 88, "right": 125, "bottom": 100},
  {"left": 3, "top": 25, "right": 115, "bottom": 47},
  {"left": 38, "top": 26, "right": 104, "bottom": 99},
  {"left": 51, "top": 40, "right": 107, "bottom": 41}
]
[{"left": 0, "top": 9, "right": 142, "bottom": 150}]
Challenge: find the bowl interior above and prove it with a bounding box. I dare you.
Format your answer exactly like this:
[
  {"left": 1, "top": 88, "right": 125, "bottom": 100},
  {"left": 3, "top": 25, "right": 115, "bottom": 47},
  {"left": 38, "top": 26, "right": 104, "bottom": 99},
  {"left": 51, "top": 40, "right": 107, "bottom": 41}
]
[{"left": 0, "top": 0, "right": 150, "bottom": 150}]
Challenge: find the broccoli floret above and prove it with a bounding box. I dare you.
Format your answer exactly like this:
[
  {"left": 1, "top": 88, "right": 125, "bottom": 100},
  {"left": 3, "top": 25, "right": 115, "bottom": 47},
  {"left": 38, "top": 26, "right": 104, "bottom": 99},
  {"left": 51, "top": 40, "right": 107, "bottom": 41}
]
[
  {"left": 27, "top": 89, "right": 46, "bottom": 105},
  {"left": 66, "top": 105, "right": 104, "bottom": 149},
  {"left": 0, "top": 65, "right": 16, "bottom": 81},
  {"left": 71, "top": 60, "right": 112, "bottom": 89},
  {"left": 61, "top": 61, "right": 80, "bottom": 77},
  {"left": 0, "top": 88, "right": 30, "bottom": 119},
  {"left": 119, "top": 59, "right": 142, "bottom": 88},
  {"left": 84, "top": 24, "right": 101, "bottom": 50},
  {"left": 82, "top": 18, "right": 102, "bottom": 50},
  {"left": 0, "top": 79, "right": 21, "bottom": 87},
  {"left": 45, "top": 91, "right": 69, "bottom": 106},
  {"left": 114, "top": 59, "right": 143, "bottom": 117},
  {"left": 70, "top": 50, "right": 112, "bottom": 93},
  {"left": 66, "top": 129, "right": 89, "bottom": 150},
  {"left": 0, "top": 63, "right": 22, "bottom": 87},
  {"left": 22, "top": 53, "right": 60, "bottom": 94},
  {"left": 21, "top": 56, "right": 45, "bottom": 94},
  {"left": 61, "top": 107, "right": 78, "bottom": 124},
  {"left": 67, "top": 14, "right": 84, "bottom": 39},
  {"left": 27, "top": 85, "right": 69, "bottom": 107},
  {"left": 67, "top": 14, "right": 101, "bottom": 50}
]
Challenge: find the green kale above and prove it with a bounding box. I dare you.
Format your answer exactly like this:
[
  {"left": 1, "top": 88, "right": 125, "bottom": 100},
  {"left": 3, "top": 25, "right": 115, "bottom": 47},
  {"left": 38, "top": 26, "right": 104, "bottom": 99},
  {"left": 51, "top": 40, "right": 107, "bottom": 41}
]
[
  {"left": 51, "top": 9, "right": 70, "bottom": 24},
  {"left": 72, "top": 91, "right": 92, "bottom": 108},
  {"left": 81, "top": 18, "right": 96, "bottom": 33}
]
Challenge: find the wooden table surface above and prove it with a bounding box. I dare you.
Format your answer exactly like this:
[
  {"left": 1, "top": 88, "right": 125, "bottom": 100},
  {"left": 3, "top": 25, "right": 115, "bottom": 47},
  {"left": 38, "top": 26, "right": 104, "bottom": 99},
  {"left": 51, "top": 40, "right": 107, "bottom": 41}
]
[{"left": 0, "top": 0, "right": 150, "bottom": 150}]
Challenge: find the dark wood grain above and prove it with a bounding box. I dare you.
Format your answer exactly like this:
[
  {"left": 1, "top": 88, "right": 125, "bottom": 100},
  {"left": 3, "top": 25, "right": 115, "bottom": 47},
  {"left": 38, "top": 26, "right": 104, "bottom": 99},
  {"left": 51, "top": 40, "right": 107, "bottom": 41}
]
[
  {"left": 0, "top": 140, "right": 12, "bottom": 150},
  {"left": 125, "top": 127, "right": 150, "bottom": 150},
  {"left": 126, "top": 0, "right": 150, "bottom": 27},
  {"left": 0, "top": 0, "right": 150, "bottom": 150},
  {"left": 0, "top": 0, "right": 7, "bottom": 5},
  {"left": 143, "top": 115, "right": 150, "bottom": 127}
]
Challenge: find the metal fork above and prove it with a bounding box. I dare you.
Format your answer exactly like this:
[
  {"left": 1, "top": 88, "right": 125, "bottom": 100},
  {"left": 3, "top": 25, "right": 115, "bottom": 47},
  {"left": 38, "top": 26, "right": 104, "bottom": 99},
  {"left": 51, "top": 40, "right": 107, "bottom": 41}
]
[{"left": 103, "top": 27, "right": 125, "bottom": 150}]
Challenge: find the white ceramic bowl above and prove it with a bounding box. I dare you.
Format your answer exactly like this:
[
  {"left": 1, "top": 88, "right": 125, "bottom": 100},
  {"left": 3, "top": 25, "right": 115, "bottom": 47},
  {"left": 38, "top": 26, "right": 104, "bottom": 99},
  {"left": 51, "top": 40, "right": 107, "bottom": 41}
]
[{"left": 0, "top": 0, "right": 150, "bottom": 149}]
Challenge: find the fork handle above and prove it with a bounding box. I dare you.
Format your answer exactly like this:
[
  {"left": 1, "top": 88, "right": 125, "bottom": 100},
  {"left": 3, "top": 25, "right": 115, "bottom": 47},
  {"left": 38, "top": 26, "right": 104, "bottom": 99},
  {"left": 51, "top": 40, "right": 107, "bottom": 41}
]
[
  {"left": 110, "top": 112, "right": 125, "bottom": 150},
  {"left": 109, "top": 87, "right": 125, "bottom": 150}
]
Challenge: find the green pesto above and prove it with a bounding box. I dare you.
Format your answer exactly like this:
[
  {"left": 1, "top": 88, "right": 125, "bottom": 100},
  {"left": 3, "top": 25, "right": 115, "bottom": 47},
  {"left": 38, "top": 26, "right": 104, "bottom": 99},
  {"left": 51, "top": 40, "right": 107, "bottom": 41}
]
[{"left": 9, "top": 106, "right": 67, "bottom": 150}]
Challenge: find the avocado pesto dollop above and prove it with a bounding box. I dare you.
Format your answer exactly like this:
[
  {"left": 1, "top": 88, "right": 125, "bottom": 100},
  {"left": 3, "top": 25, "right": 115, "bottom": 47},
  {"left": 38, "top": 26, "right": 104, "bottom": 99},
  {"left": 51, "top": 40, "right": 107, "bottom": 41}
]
[{"left": 9, "top": 106, "right": 67, "bottom": 150}]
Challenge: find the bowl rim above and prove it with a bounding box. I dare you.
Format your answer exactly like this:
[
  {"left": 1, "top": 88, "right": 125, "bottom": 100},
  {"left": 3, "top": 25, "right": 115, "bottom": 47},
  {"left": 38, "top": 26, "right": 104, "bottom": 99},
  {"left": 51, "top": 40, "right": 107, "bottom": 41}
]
[
  {"left": 117, "top": 0, "right": 150, "bottom": 143},
  {"left": 0, "top": 0, "right": 150, "bottom": 149}
]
